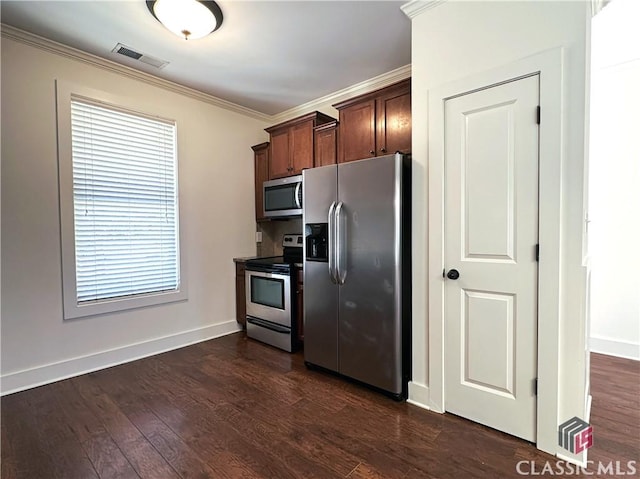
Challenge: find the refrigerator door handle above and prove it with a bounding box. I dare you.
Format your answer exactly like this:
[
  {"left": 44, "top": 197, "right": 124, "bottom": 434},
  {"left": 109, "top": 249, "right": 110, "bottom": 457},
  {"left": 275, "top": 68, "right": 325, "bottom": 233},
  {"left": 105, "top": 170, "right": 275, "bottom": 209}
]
[
  {"left": 335, "top": 201, "right": 347, "bottom": 285},
  {"left": 328, "top": 201, "right": 338, "bottom": 284}
]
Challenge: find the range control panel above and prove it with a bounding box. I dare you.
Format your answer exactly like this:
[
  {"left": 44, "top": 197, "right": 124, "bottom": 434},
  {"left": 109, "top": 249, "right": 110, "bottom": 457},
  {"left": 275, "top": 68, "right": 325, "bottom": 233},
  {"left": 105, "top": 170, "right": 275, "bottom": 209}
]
[{"left": 282, "top": 234, "right": 303, "bottom": 249}]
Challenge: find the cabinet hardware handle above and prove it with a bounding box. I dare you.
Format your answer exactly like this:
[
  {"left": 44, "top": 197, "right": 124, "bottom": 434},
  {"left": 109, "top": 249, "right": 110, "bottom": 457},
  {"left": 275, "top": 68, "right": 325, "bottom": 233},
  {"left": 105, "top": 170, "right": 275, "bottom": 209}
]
[
  {"left": 380, "top": 147, "right": 387, "bottom": 153},
  {"left": 369, "top": 150, "right": 375, "bottom": 155}
]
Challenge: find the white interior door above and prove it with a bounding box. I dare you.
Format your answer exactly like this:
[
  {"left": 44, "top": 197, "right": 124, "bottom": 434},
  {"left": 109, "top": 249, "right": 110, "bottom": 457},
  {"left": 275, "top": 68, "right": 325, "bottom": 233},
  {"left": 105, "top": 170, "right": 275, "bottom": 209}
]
[{"left": 444, "top": 75, "right": 539, "bottom": 442}]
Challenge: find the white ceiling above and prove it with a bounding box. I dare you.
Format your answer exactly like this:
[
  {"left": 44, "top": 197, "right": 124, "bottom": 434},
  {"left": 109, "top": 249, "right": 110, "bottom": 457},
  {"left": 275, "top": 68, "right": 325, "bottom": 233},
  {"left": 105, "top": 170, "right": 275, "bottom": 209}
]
[{"left": 0, "top": 1, "right": 411, "bottom": 116}]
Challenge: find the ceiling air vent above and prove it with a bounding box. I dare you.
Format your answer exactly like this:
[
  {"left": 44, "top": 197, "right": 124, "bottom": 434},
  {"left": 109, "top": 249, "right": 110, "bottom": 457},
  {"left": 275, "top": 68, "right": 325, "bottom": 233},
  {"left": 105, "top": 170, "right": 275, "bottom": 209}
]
[{"left": 111, "top": 43, "right": 169, "bottom": 69}]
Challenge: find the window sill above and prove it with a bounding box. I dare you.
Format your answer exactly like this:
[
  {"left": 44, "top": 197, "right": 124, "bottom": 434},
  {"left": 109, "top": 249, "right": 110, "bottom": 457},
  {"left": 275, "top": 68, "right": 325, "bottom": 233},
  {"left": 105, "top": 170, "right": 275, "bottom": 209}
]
[{"left": 63, "top": 288, "right": 188, "bottom": 320}]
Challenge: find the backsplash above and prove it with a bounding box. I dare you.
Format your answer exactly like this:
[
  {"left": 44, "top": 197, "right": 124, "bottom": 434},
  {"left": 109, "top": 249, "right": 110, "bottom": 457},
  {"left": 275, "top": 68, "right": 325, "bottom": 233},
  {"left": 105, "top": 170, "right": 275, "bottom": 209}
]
[{"left": 257, "top": 218, "right": 302, "bottom": 256}]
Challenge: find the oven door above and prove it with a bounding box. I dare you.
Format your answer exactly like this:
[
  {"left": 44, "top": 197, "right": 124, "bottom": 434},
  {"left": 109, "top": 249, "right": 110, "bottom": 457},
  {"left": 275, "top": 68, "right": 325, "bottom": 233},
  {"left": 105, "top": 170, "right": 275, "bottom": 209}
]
[{"left": 245, "top": 270, "right": 291, "bottom": 328}]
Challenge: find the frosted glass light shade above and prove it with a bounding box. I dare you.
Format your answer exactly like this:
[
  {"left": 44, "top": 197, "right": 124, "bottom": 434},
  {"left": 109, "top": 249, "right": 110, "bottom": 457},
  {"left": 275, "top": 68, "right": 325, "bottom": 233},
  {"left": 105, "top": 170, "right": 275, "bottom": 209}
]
[{"left": 147, "top": 0, "right": 223, "bottom": 40}]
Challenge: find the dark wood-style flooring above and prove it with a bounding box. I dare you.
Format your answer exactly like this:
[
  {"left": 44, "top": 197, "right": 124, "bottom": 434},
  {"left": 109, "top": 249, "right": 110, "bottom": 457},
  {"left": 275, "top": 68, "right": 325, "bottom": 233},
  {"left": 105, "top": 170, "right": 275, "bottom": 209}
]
[{"left": 2, "top": 333, "right": 639, "bottom": 478}]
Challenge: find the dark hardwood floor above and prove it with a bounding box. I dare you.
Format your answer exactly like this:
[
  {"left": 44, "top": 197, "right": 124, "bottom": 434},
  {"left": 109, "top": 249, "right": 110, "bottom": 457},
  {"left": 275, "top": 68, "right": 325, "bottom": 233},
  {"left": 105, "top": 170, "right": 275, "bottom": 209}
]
[{"left": 2, "top": 333, "right": 638, "bottom": 478}]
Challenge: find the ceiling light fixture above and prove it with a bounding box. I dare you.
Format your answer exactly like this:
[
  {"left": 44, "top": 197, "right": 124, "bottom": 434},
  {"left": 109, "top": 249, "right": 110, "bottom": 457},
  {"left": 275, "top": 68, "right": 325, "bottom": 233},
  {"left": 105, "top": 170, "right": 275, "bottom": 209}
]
[{"left": 146, "top": 0, "right": 223, "bottom": 40}]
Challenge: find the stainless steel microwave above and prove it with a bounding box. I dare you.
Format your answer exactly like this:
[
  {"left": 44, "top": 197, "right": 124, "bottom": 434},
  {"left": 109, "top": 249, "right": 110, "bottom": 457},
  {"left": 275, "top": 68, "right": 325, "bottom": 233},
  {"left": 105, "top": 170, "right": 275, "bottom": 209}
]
[{"left": 263, "top": 175, "right": 302, "bottom": 218}]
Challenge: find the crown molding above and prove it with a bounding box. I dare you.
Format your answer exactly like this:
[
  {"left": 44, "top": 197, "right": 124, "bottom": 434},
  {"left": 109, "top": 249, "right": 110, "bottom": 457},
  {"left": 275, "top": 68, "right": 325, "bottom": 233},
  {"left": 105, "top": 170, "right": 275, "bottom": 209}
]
[
  {"left": 401, "top": 0, "right": 447, "bottom": 19},
  {"left": 270, "top": 64, "right": 412, "bottom": 125},
  {"left": 1, "top": 24, "right": 412, "bottom": 126},
  {"left": 0, "top": 24, "right": 272, "bottom": 122}
]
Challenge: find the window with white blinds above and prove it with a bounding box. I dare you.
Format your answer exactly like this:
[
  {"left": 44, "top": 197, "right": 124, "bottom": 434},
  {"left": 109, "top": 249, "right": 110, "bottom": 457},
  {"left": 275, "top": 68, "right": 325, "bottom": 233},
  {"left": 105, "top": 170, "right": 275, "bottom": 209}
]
[{"left": 70, "top": 98, "right": 180, "bottom": 304}]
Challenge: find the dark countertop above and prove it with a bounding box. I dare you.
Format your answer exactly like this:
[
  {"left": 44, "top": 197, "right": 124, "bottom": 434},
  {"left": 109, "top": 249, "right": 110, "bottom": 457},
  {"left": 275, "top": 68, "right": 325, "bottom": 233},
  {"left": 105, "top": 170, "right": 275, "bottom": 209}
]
[
  {"left": 234, "top": 257, "right": 304, "bottom": 269},
  {"left": 233, "top": 256, "right": 261, "bottom": 263}
]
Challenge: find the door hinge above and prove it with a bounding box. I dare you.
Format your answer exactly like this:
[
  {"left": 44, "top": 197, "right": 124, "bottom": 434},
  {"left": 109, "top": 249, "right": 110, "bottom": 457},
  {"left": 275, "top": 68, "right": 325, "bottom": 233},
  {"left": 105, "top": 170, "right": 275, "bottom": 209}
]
[
  {"left": 534, "top": 378, "right": 538, "bottom": 395},
  {"left": 536, "top": 106, "right": 541, "bottom": 125},
  {"left": 535, "top": 244, "right": 540, "bottom": 262}
]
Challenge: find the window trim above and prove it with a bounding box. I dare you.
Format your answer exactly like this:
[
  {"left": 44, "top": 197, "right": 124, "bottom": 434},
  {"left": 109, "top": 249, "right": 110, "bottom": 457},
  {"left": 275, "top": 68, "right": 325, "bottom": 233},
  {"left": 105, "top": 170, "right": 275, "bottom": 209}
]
[{"left": 56, "top": 80, "right": 187, "bottom": 320}]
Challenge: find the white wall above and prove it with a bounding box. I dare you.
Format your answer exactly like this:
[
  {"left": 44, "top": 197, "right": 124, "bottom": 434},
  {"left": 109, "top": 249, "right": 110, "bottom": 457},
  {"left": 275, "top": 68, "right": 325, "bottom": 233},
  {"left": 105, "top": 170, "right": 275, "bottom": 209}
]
[
  {"left": 1, "top": 34, "right": 269, "bottom": 394},
  {"left": 407, "top": 0, "right": 590, "bottom": 460},
  {"left": 589, "top": 0, "right": 640, "bottom": 360}
]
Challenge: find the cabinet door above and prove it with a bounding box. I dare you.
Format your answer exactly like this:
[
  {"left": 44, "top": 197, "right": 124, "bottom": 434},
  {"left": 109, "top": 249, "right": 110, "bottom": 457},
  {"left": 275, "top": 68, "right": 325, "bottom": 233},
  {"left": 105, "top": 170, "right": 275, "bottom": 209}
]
[
  {"left": 290, "top": 121, "right": 314, "bottom": 174},
  {"left": 235, "top": 263, "right": 246, "bottom": 327},
  {"left": 254, "top": 145, "right": 269, "bottom": 221},
  {"left": 269, "top": 129, "right": 290, "bottom": 179},
  {"left": 376, "top": 89, "right": 411, "bottom": 155},
  {"left": 338, "top": 99, "right": 376, "bottom": 164},
  {"left": 314, "top": 125, "right": 338, "bottom": 167}
]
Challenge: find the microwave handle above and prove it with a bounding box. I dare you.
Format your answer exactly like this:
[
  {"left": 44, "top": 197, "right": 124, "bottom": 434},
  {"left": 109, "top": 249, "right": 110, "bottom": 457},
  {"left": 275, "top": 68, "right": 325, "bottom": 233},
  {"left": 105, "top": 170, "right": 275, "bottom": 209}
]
[{"left": 294, "top": 182, "right": 302, "bottom": 209}]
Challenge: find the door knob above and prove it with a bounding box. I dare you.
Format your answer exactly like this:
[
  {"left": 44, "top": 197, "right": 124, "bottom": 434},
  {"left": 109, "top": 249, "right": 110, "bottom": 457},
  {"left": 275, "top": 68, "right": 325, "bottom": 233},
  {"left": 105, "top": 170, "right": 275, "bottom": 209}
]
[{"left": 446, "top": 269, "right": 460, "bottom": 280}]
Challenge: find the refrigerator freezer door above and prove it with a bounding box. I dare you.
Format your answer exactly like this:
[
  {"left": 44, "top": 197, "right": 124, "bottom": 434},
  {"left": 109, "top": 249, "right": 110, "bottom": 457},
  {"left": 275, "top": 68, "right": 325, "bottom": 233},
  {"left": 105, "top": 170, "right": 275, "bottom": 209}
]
[
  {"left": 303, "top": 165, "right": 339, "bottom": 372},
  {"left": 337, "top": 154, "right": 404, "bottom": 394}
]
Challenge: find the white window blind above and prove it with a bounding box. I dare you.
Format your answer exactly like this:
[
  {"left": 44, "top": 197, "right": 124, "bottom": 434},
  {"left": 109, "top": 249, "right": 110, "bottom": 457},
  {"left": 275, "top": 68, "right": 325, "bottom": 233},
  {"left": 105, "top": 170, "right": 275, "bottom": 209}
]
[{"left": 70, "top": 99, "right": 179, "bottom": 303}]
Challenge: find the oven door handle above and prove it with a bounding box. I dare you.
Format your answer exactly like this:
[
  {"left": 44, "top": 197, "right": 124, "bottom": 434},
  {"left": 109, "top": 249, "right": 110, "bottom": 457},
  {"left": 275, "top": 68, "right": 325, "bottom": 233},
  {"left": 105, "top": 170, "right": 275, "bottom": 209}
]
[
  {"left": 247, "top": 316, "right": 291, "bottom": 334},
  {"left": 245, "top": 265, "right": 290, "bottom": 275},
  {"left": 328, "top": 201, "right": 337, "bottom": 284}
]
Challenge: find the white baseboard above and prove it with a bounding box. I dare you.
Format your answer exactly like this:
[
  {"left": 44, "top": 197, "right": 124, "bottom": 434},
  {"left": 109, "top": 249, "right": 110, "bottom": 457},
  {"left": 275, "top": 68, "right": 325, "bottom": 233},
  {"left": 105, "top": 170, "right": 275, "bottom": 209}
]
[
  {"left": 407, "top": 381, "right": 444, "bottom": 413},
  {"left": 590, "top": 336, "right": 640, "bottom": 361},
  {"left": 1, "top": 320, "right": 242, "bottom": 396}
]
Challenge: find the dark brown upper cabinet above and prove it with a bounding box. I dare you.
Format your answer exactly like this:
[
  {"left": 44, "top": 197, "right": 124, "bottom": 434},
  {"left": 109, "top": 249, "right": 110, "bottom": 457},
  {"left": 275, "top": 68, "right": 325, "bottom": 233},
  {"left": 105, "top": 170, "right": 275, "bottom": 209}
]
[
  {"left": 265, "top": 111, "right": 335, "bottom": 179},
  {"left": 333, "top": 79, "right": 411, "bottom": 164},
  {"left": 313, "top": 120, "right": 339, "bottom": 168},
  {"left": 251, "top": 142, "right": 270, "bottom": 222}
]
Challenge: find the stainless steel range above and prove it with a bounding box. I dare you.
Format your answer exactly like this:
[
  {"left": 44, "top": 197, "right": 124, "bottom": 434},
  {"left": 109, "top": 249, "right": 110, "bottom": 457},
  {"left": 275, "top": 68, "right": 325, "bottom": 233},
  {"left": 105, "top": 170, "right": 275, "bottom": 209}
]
[{"left": 245, "top": 234, "right": 303, "bottom": 352}]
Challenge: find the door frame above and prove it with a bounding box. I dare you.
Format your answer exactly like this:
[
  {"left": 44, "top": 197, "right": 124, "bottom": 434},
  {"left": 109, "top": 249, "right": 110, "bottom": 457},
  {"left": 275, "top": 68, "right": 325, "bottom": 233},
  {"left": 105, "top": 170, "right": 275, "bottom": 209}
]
[{"left": 425, "top": 48, "right": 564, "bottom": 455}]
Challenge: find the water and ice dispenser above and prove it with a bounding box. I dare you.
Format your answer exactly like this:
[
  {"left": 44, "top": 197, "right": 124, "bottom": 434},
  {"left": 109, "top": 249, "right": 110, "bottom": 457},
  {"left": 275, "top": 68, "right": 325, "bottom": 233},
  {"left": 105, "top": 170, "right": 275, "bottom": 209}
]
[{"left": 305, "top": 223, "right": 328, "bottom": 262}]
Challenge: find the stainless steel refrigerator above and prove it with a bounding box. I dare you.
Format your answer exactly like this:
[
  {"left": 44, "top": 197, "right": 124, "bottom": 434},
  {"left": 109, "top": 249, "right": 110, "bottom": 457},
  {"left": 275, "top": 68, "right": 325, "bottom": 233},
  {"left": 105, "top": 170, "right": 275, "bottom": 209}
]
[{"left": 302, "top": 153, "right": 411, "bottom": 399}]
